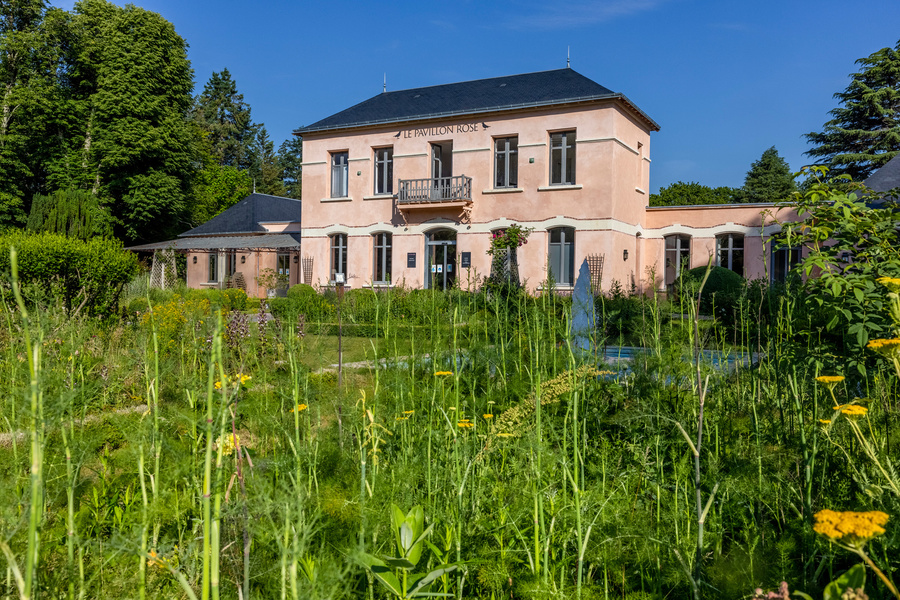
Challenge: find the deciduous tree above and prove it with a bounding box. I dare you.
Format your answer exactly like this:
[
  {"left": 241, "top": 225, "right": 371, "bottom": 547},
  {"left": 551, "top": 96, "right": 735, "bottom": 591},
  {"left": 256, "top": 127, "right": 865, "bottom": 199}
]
[{"left": 649, "top": 181, "right": 740, "bottom": 206}]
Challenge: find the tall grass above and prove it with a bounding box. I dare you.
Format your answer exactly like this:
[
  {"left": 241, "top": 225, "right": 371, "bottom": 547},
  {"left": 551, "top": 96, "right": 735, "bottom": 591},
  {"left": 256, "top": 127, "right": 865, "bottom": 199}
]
[{"left": 0, "top": 273, "right": 897, "bottom": 599}]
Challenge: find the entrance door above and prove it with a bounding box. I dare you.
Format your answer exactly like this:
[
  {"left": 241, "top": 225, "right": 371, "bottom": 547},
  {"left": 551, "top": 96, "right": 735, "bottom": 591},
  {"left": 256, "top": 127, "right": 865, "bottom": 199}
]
[{"left": 426, "top": 229, "right": 457, "bottom": 290}]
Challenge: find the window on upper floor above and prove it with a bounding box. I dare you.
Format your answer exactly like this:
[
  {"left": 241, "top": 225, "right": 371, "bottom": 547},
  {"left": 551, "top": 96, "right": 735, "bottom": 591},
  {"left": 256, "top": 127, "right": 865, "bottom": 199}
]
[
  {"left": 550, "top": 131, "right": 576, "bottom": 185},
  {"left": 331, "top": 152, "right": 348, "bottom": 198},
  {"left": 548, "top": 227, "right": 576, "bottom": 286},
  {"left": 373, "top": 232, "right": 392, "bottom": 284},
  {"left": 331, "top": 233, "right": 348, "bottom": 282},
  {"left": 716, "top": 234, "right": 744, "bottom": 276},
  {"left": 664, "top": 235, "right": 691, "bottom": 288},
  {"left": 374, "top": 147, "right": 393, "bottom": 195},
  {"left": 494, "top": 137, "right": 518, "bottom": 188}
]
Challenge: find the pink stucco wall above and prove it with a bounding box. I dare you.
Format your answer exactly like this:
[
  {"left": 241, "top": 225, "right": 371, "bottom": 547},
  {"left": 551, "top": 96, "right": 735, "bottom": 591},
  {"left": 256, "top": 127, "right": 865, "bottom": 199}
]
[
  {"left": 186, "top": 249, "right": 302, "bottom": 298},
  {"left": 298, "top": 98, "right": 804, "bottom": 293}
]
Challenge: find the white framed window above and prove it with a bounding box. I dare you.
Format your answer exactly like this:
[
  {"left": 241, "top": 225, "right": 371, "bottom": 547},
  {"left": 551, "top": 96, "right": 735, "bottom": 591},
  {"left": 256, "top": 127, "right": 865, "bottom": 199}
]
[
  {"left": 331, "top": 151, "right": 348, "bottom": 198},
  {"left": 373, "top": 233, "right": 392, "bottom": 284},
  {"left": 550, "top": 131, "right": 575, "bottom": 185},
  {"left": 330, "top": 233, "right": 348, "bottom": 282},
  {"left": 548, "top": 227, "right": 575, "bottom": 286},
  {"left": 664, "top": 235, "right": 691, "bottom": 287},
  {"left": 374, "top": 147, "right": 393, "bottom": 195},
  {"left": 494, "top": 137, "right": 518, "bottom": 188},
  {"left": 716, "top": 234, "right": 744, "bottom": 275}
]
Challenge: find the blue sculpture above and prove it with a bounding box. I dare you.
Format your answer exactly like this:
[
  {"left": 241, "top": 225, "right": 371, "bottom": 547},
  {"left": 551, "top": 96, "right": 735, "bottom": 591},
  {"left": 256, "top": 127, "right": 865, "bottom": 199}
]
[{"left": 570, "top": 258, "right": 596, "bottom": 354}]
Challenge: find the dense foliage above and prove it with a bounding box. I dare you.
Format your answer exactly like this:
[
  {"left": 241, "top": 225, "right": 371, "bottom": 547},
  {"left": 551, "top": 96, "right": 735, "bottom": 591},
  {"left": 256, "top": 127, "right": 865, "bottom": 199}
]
[
  {"left": 0, "top": 231, "right": 138, "bottom": 314},
  {"left": 805, "top": 39, "right": 900, "bottom": 180},
  {"left": 742, "top": 146, "right": 796, "bottom": 203},
  {"left": 649, "top": 181, "right": 741, "bottom": 206},
  {"left": 0, "top": 2, "right": 301, "bottom": 242}
]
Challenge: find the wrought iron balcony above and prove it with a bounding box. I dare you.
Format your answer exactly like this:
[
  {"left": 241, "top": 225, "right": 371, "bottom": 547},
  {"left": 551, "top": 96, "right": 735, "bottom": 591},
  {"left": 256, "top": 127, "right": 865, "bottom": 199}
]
[{"left": 398, "top": 175, "right": 472, "bottom": 205}]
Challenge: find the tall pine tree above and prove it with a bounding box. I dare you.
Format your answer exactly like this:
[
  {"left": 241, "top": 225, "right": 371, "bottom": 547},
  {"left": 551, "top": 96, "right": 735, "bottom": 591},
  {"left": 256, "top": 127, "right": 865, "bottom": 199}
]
[
  {"left": 193, "top": 69, "right": 258, "bottom": 171},
  {"left": 805, "top": 40, "right": 900, "bottom": 180},
  {"left": 741, "top": 146, "right": 795, "bottom": 203},
  {"left": 278, "top": 135, "right": 302, "bottom": 199},
  {"left": 251, "top": 126, "right": 285, "bottom": 196}
]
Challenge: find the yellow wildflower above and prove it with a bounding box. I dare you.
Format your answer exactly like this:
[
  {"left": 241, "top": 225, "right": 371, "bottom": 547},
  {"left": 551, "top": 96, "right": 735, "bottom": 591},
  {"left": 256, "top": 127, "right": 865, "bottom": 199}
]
[
  {"left": 434, "top": 371, "right": 453, "bottom": 377},
  {"left": 815, "top": 375, "right": 845, "bottom": 385},
  {"left": 448, "top": 407, "right": 457, "bottom": 411},
  {"left": 876, "top": 276, "right": 900, "bottom": 292},
  {"left": 841, "top": 405, "right": 868, "bottom": 417},
  {"left": 216, "top": 433, "right": 239, "bottom": 456},
  {"left": 818, "top": 419, "right": 831, "bottom": 424},
  {"left": 496, "top": 432, "right": 515, "bottom": 438},
  {"left": 483, "top": 414, "right": 493, "bottom": 419},
  {"left": 458, "top": 421, "right": 474, "bottom": 428},
  {"left": 403, "top": 410, "right": 414, "bottom": 415},
  {"left": 290, "top": 403, "right": 308, "bottom": 413},
  {"left": 396, "top": 416, "right": 409, "bottom": 421},
  {"left": 813, "top": 509, "right": 889, "bottom": 546},
  {"left": 867, "top": 338, "right": 900, "bottom": 358}
]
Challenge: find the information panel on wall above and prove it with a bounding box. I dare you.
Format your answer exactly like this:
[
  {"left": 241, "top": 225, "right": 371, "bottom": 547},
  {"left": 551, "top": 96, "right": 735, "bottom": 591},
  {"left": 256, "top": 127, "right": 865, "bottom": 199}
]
[
  {"left": 460, "top": 252, "right": 471, "bottom": 268},
  {"left": 407, "top": 253, "right": 416, "bottom": 268}
]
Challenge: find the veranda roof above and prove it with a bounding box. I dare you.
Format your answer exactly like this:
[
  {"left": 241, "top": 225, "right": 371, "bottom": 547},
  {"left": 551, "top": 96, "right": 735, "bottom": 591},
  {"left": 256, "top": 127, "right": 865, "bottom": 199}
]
[{"left": 127, "top": 233, "right": 302, "bottom": 252}]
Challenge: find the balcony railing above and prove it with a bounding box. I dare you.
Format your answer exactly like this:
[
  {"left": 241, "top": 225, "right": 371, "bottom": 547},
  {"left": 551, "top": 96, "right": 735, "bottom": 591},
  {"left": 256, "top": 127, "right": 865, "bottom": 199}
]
[{"left": 398, "top": 175, "right": 472, "bottom": 204}]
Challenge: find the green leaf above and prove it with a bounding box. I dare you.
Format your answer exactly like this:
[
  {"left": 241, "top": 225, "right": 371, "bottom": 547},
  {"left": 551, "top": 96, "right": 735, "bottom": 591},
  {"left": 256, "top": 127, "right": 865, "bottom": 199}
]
[
  {"left": 382, "top": 556, "right": 417, "bottom": 570},
  {"left": 357, "top": 553, "right": 404, "bottom": 597},
  {"left": 823, "top": 563, "right": 866, "bottom": 600},
  {"left": 406, "top": 564, "right": 459, "bottom": 597}
]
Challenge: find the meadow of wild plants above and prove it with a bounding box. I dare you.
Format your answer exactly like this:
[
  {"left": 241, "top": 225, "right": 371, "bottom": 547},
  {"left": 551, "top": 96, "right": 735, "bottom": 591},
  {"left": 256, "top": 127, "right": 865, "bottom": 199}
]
[{"left": 0, "top": 183, "right": 899, "bottom": 600}]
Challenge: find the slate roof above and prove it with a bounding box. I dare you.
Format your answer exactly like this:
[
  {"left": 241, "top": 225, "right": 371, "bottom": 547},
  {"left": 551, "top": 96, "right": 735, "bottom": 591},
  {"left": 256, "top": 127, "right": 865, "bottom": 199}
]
[
  {"left": 128, "top": 233, "right": 302, "bottom": 252},
  {"left": 181, "top": 193, "right": 301, "bottom": 237},
  {"left": 864, "top": 154, "right": 900, "bottom": 192},
  {"left": 296, "top": 68, "right": 659, "bottom": 134}
]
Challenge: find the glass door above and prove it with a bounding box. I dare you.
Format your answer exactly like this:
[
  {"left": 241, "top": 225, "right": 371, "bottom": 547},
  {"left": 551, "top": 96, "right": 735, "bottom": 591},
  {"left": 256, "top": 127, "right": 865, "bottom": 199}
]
[{"left": 426, "top": 229, "right": 457, "bottom": 290}]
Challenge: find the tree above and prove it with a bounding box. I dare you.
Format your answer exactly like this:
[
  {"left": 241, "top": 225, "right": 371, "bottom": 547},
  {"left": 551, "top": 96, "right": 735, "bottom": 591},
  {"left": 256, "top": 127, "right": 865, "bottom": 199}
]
[
  {"left": 192, "top": 68, "right": 258, "bottom": 171},
  {"left": 0, "top": 0, "right": 66, "bottom": 227},
  {"left": 39, "top": 0, "right": 198, "bottom": 243},
  {"left": 649, "top": 181, "right": 740, "bottom": 206},
  {"left": 26, "top": 188, "right": 110, "bottom": 238},
  {"left": 741, "top": 146, "right": 796, "bottom": 203},
  {"left": 278, "top": 135, "right": 302, "bottom": 199},
  {"left": 191, "top": 160, "right": 252, "bottom": 226},
  {"left": 250, "top": 126, "right": 286, "bottom": 196},
  {"left": 805, "top": 40, "right": 900, "bottom": 180}
]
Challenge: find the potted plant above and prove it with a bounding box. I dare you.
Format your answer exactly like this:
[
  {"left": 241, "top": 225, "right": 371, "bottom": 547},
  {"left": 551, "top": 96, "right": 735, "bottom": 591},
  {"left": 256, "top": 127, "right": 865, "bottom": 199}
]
[{"left": 255, "top": 268, "right": 289, "bottom": 298}]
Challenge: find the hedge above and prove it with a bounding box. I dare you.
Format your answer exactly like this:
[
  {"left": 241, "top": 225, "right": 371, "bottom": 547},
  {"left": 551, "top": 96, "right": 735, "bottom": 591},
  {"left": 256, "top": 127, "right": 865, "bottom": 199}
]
[{"left": 0, "top": 231, "right": 139, "bottom": 316}]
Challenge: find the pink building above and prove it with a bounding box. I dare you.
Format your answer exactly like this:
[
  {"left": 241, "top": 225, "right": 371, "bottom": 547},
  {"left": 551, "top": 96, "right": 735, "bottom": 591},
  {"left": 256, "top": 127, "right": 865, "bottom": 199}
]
[
  {"left": 295, "top": 68, "right": 800, "bottom": 293},
  {"left": 133, "top": 69, "right": 805, "bottom": 295}
]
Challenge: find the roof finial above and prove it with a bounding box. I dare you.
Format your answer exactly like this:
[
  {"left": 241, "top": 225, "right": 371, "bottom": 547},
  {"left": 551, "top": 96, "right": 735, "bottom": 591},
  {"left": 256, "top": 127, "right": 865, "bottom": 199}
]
[
  {"left": 567, "top": 46, "right": 570, "bottom": 68},
  {"left": 253, "top": 178, "right": 256, "bottom": 193},
  {"left": 383, "top": 73, "right": 386, "bottom": 93}
]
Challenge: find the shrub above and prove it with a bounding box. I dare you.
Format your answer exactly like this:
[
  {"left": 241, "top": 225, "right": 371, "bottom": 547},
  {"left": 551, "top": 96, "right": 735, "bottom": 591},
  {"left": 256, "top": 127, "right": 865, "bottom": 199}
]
[
  {"left": 683, "top": 265, "right": 745, "bottom": 316},
  {"left": 0, "top": 231, "right": 139, "bottom": 316}
]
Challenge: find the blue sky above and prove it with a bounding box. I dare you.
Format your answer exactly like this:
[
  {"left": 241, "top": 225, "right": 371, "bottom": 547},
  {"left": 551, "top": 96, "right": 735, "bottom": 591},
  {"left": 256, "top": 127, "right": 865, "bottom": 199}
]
[{"left": 55, "top": 0, "right": 900, "bottom": 193}]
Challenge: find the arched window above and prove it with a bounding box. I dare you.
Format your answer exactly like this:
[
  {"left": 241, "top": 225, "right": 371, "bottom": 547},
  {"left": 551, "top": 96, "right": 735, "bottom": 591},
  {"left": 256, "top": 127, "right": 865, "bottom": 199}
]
[
  {"left": 716, "top": 233, "right": 744, "bottom": 275},
  {"left": 373, "top": 232, "right": 392, "bottom": 284},
  {"left": 330, "top": 233, "right": 347, "bottom": 282},
  {"left": 664, "top": 234, "right": 691, "bottom": 287},
  {"left": 548, "top": 227, "right": 575, "bottom": 286}
]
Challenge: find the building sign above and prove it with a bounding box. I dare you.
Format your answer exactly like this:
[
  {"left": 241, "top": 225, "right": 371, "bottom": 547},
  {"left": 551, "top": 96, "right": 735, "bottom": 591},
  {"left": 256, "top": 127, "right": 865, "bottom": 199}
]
[
  {"left": 407, "top": 252, "right": 416, "bottom": 268},
  {"left": 460, "top": 252, "right": 471, "bottom": 268},
  {"left": 399, "top": 122, "right": 484, "bottom": 138}
]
